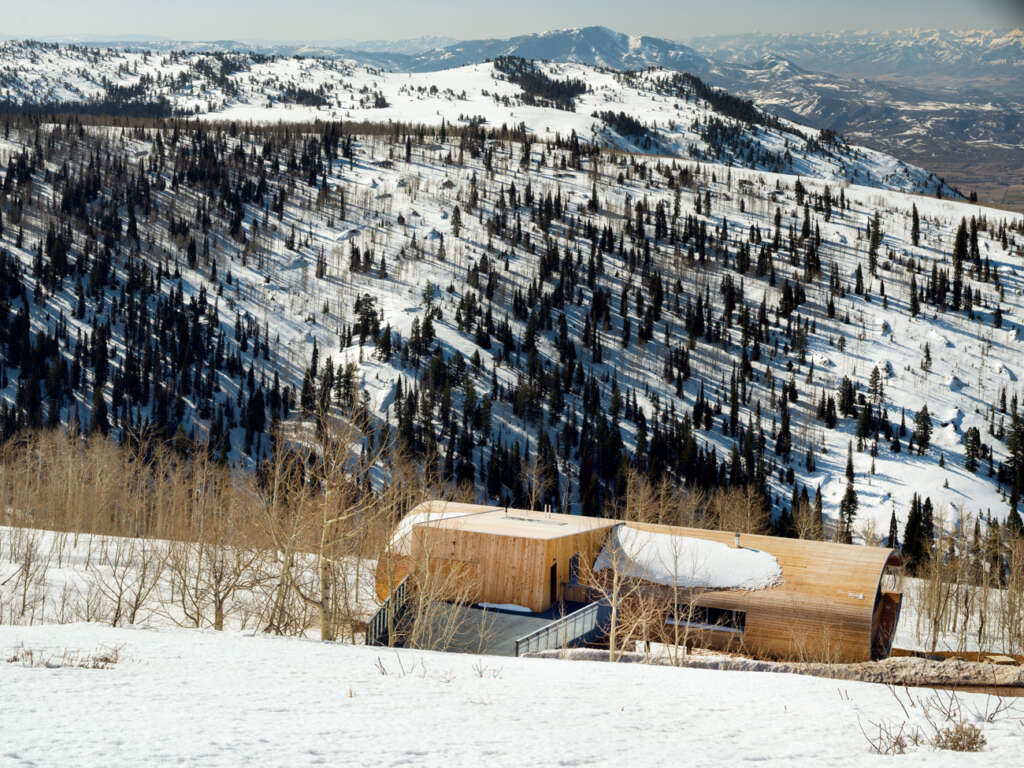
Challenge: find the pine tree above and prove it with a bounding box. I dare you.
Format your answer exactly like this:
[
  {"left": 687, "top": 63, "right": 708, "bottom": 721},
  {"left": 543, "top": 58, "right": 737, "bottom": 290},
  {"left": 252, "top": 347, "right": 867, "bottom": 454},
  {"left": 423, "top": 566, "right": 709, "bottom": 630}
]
[
  {"left": 89, "top": 383, "right": 109, "bottom": 436},
  {"left": 839, "top": 480, "right": 858, "bottom": 543},
  {"left": 813, "top": 485, "right": 824, "bottom": 540},
  {"left": 920, "top": 497, "right": 934, "bottom": 565},
  {"left": 855, "top": 405, "right": 872, "bottom": 450},
  {"left": 729, "top": 374, "right": 739, "bottom": 436},
  {"left": 451, "top": 205, "right": 462, "bottom": 238},
  {"left": 1007, "top": 507, "right": 1024, "bottom": 539},
  {"left": 903, "top": 494, "right": 923, "bottom": 573},
  {"left": 913, "top": 404, "right": 932, "bottom": 454},
  {"left": 952, "top": 218, "right": 967, "bottom": 309},
  {"left": 776, "top": 397, "right": 792, "bottom": 460},
  {"left": 964, "top": 426, "right": 981, "bottom": 472},
  {"left": 838, "top": 376, "right": 857, "bottom": 417}
]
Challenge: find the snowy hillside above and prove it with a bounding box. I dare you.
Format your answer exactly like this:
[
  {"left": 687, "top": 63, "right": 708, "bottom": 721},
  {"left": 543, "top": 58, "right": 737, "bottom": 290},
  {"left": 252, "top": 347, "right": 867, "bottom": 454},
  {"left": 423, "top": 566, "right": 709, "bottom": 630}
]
[
  {"left": 0, "top": 103, "right": 1020, "bottom": 548},
  {"left": 0, "top": 41, "right": 959, "bottom": 197},
  {"left": 5, "top": 621, "right": 1022, "bottom": 766}
]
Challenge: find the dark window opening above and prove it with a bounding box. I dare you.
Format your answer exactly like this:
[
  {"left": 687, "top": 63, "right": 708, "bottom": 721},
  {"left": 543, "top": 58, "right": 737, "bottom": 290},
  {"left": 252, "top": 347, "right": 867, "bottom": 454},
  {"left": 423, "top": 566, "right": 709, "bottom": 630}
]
[{"left": 668, "top": 605, "right": 746, "bottom": 634}]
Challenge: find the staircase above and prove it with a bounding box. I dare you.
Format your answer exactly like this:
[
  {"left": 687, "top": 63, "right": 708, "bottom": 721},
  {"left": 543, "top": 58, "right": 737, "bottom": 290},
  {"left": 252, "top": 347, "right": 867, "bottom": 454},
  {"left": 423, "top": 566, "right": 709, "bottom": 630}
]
[{"left": 365, "top": 576, "right": 410, "bottom": 647}]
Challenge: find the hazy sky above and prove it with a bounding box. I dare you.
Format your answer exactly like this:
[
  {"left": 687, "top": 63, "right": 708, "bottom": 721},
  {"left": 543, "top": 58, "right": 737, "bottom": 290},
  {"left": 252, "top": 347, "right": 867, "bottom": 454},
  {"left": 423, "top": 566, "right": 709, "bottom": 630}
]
[{"left": 5, "top": 0, "right": 1022, "bottom": 41}]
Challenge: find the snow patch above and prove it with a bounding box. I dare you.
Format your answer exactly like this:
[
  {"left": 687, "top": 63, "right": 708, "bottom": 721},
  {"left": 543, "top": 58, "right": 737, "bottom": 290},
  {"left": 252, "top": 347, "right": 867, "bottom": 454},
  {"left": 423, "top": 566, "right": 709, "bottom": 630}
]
[
  {"left": 389, "top": 505, "right": 472, "bottom": 556},
  {"left": 477, "top": 602, "right": 533, "bottom": 613},
  {"left": 927, "top": 329, "right": 954, "bottom": 348},
  {"left": 594, "top": 526, "right": 782, "bottom": 590}
]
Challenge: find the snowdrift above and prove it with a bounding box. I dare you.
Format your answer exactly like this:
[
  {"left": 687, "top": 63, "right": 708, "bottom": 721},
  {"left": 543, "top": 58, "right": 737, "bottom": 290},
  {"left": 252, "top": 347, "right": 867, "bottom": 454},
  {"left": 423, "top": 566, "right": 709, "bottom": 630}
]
[{"left": 594, "top": 526, "right": 783, "bottom": 590}]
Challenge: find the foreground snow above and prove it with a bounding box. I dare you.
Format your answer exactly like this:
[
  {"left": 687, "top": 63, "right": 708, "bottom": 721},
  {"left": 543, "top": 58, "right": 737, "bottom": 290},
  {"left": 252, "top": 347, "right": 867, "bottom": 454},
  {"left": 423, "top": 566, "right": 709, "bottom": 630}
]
[{"left": 1, "top": 623, "right": 1021, "bottom": 766}]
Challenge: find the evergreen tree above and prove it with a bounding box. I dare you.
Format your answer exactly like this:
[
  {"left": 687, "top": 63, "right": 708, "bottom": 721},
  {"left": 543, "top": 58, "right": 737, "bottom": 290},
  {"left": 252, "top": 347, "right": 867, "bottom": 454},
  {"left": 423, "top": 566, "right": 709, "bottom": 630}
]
[
  {"left": 903, "top": 494, "right": 924, "bottom": 574},
  {"left": 839, "top": 479, "right": 858, "bottom": 543},
  {"left": 775, "top": 397, "right": 792, "bottom": 460},
  {"left": 813, "top": 485, "right": 824, "bottom": 540},
  {"left": 451, "top": 205, "right": 462, "bottom": 238},
  {"left": 912, "top": 404, "right": 932, "bottom": 454}
]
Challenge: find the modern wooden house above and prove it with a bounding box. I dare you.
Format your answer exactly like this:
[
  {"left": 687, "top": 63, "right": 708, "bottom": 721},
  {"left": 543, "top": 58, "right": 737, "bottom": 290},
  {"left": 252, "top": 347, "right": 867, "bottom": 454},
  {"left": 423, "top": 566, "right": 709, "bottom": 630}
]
[
  {"left": 375, "top": 501, "right": 902, "bottom": 663},
  {"left": 623, "top": 521, "right": 903, "bottom": 663},
  {"left": 375, "top": 501, "right": 618, "bottom": 612}
]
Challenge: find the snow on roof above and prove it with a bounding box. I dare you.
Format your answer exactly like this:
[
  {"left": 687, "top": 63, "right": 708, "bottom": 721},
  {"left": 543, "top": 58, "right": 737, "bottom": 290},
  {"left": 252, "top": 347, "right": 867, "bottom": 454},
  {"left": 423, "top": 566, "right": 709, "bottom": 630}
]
[
  {"left": 388, "top": 504, "right": 471, "bottom": 556},
  {"left": 594, "top": 526, "right": 783, "bottom": 591}
]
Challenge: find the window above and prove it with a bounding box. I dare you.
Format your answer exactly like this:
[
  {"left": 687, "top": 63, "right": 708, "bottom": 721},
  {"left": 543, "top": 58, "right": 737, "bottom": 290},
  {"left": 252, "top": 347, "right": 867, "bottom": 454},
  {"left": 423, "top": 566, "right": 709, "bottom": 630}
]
[{"left": 667, "top": 605, "right": 746, "bottom": 634}]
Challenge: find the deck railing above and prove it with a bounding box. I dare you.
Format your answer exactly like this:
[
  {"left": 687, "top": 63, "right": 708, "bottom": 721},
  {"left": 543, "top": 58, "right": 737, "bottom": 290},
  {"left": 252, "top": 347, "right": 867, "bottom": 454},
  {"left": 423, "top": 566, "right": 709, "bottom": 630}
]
[
  {"left": 365, "top": 576, "right": 410, "bottom": 647},
  {"left": 513, "top": 599, "right": 609, "bottom": 657}
]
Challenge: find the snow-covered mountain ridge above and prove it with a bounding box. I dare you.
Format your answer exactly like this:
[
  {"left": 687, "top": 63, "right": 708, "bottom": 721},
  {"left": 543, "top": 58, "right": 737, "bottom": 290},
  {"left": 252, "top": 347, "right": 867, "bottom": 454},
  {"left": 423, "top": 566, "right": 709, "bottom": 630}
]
[{"left": 0, "top": 41, "right": 957, "bottom": 198}]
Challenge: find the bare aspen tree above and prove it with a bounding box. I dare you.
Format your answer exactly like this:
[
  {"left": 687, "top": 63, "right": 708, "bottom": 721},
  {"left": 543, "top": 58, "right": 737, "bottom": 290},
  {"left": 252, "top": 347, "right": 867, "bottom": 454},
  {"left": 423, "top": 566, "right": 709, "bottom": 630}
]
[
  {"left": 258, "top": 406, "right": 394, "bottom": 641},
  {"left": 579, "top": 525, "right": 648, "bottom": 662},
  {"left": 88, "top": 535, "right": 166, "bottom": 626},
  {"left": 523, "top": 451, "right": 552, "bottom": 512}
]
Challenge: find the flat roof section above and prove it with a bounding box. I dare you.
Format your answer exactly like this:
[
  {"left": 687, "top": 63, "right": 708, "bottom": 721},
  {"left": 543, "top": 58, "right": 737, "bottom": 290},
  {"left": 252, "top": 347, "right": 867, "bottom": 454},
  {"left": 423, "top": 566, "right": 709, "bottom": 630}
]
[{"left": 413, "top": 502, "right": 619, "bottom": 541}]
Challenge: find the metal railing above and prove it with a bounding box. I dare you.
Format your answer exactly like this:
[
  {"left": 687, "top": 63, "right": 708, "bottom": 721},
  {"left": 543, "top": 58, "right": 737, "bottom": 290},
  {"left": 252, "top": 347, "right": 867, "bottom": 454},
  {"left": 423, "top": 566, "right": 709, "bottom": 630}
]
[
  {"left": 365, "top": 576, "right": 410, "bottom": 647},
  {"left": 513, "top": 599, "right": 610, "bottom": 657}
]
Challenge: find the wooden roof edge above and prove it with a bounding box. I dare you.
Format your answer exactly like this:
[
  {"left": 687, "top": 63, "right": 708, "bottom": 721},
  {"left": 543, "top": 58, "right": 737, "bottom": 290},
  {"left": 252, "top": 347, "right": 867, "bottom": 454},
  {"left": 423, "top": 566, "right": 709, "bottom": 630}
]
[{"left": 407, "top": 500, "right": 501, "bottom": 518}]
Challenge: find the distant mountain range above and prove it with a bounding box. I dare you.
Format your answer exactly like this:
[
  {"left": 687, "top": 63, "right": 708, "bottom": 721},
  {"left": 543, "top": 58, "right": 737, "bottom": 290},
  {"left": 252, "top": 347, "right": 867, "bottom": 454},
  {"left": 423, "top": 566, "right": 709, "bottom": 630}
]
[
  {"left": 685, "top": 28, "right": 1024, "bottom": 85},
  {"left": 19, "top": 25, "right": 1022, "bottom": 81}
]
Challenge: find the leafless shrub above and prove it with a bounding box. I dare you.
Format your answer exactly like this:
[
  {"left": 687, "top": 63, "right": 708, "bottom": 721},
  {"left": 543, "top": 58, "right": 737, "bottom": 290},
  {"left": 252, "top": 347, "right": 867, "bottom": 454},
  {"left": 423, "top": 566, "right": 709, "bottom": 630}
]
[
  {"left": 931, "top": 721, "right": 986, "bottom": 752},
  {"left": 0, "top": 419, "right": 462, "bottom": 641},
  {"left": 859, "top": 683, "right": 1004, "bottom": 755},
  {"left": 6, "top": 643, "right": 121, "bottom": 669},
  {"left": 858, "top": 716, "right": 914, "bottom": 755},
  {"left": 472, "top": 659, "right": 502, "bottom": 679},
  {"left": 373, "top": 652, "right": 446, "bottom": 681},
  {"left": 2, "top": 527, "right": 51, "bottom": 621},
  {"left": 969, "top": 693, "right": 1016, "bottom": 724}
]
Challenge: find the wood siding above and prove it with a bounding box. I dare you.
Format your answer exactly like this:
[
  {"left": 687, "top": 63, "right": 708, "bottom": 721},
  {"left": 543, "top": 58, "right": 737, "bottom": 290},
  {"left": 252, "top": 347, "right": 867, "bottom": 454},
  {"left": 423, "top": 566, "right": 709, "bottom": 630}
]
[
  {"left": 376, "top": 503, "right": 901, "bottom": 662},
  {"left": 624, "top": 522, "right": 899, "bottom": 662},
  {"left": 411, "top": 521, "right": 612, "bottom": 612}
]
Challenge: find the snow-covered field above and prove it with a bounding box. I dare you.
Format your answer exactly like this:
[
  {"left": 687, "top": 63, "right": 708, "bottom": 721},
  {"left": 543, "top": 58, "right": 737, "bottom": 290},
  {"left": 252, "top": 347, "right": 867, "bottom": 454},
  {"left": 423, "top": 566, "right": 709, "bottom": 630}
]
[
  {"left": 4, "top": 523, "right": 1023, "bottom": 657},
  {"left": 3, "top": 524, "right": 1023, "bottom": 763},
  {"left": 3, "top": 621, "right": 1023, "bottom": 767},
  {"left": 0, "top": 525, "right": 379, "bottom": 636}
]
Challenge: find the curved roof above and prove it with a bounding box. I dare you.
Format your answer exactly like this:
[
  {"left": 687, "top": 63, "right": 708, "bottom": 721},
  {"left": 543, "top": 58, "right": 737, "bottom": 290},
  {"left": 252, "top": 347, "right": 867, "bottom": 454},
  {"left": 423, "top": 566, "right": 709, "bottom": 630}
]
[{"left": 624, "top": 521, "right": 900, "bottom": 661}]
